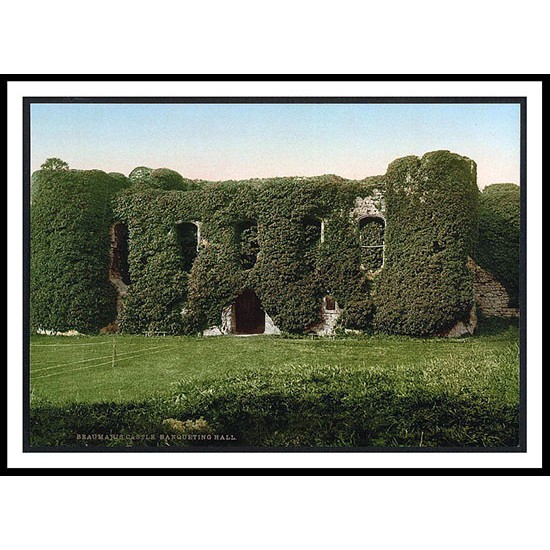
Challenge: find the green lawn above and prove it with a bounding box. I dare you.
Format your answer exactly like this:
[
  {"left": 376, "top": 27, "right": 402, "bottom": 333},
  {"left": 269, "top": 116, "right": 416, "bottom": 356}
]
[
  {"left": 31, "top": 329, "right": 519, "bottom": 404},
  {"left": 29, "top": 325, "right": 520, "bottom": 448}
]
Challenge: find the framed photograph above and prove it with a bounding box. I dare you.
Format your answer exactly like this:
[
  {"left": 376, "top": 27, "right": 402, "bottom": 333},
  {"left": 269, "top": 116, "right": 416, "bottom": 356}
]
[{"left": 7, "top": 78, "right": 543, "bottom": 471}]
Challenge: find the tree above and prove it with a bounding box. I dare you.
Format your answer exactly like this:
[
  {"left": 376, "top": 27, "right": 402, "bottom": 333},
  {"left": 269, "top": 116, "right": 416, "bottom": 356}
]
[{"left": 40, "top": 157, "right": 69, "bottom": 171}]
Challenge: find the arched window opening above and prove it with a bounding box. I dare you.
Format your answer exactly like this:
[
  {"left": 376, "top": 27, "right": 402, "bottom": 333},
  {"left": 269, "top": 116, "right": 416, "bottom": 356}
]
[
  {"left": 359, "top": 217, "right": 385, "bottom": 271},
  {"left": 110, "top": 222, "right": 131, "bottom": 285},
  {"left": 177, "top": 222, "right": 199, "bottom": 273},
  {"left": 236, "top": 221, "right": 259, "bottom": 270}
]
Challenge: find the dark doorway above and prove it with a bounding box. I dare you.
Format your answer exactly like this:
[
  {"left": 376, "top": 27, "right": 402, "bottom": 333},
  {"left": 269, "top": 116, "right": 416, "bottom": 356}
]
[
  {"left": 232, "top": 289, "right": 265, "bottom": 334},
  {"left": 110, "top": 222, "right": 131, "bottom": 285}
]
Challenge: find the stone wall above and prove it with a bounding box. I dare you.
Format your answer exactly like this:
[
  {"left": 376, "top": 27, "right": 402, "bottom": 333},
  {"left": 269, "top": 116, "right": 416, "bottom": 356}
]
[
  {"left": 352, "top": 192, "right": 385, "bottom": 220},
  {"left": 310, "top": 298, "right": 342, "bottom": 336},
  {"left": 469, "top": 258, "right": 519, "bottom": 318}
]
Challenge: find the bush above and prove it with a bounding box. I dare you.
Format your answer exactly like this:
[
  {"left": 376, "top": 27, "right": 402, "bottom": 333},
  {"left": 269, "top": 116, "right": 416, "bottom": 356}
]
[
  {"left": 475, "top": 314, "right": 519, "bottom": 336},
  {"left": 128, "top": 166, "right": 198, "bottom": 191},
  {"left": 339, "top": 298, "right": 375, "bottom": 331}
]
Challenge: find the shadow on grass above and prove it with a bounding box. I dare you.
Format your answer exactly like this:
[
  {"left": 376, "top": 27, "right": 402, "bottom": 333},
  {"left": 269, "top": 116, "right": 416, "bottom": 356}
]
[
  {"left": 30, "top": 367, "right": 519, "bottom": 449},
  {"left": 475, "top": 316, "right": 519, "bottom": 337}
]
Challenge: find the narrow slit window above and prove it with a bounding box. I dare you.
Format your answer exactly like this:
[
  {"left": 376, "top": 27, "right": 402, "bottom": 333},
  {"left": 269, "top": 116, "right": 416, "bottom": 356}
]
[
  {"left": 177, "top": 222, "right": 199, "bottom": 272},
  {"left": 110, "top": 222, "right": 131, "bottom": 285},
  {"left": 303, "top": 217, "right": 322, "bottom": 247},
  {"left": 302, "top": 217, "right": 322, "bottom": 265},
  {"left": 359, "top": 217, "right": 385, "bottom": 271},
  {"left": 236, "top": 221, "right": 259, "bottom": 269}
]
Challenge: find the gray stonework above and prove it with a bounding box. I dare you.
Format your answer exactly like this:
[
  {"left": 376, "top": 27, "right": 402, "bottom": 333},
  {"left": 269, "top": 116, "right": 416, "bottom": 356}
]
[
  {"left": 264, "top": 312, "right": 282, "bottom": 335},
  {"left": 220, "top": 305, "right": 233, "bottom": 334},
  {"left": 469, "top": 258, "right": 519, "bottom": 318},
  {"left": 36, "top": 329, "right": 83, "bottom": 336},
  {"left": 440, "top": 258, "right": 518, "bottom": 337},
  {"left": 110, "top": 278, "right": 128, "bottom": 313},
  {"left": 203, "top": 326, "right": 224, "bottom": 337},
  {"left": 309, "top": 298, "right": 342, "bottom": 336},
  {"left": 352, "top": 193, "right": 385, "bottom": 221},
  {"left": 439, "top": 306, "right": 477, "bottom": 338}
]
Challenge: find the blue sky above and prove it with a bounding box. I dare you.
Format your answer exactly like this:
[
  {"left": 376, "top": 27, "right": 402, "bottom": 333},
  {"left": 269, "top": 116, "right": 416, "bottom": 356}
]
[{"left": 31, "top": 103, "right": 521, "bottom": 188}]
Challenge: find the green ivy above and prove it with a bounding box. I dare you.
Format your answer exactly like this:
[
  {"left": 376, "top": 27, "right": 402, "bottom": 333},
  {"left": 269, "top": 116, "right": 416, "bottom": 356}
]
[
  {"left": 359, "top": 218, "right": 385, "bottom": 271},
  {"left": 372, "top": 151, "right": 479, "bottom": 336},
  {"left": 30, "top": 169, "right": 130, "bottom": 333},
  {"left": 129, "top": 166, "right": 201, "bottom": 191},
  {"left": 474, "top": 184, "right": 520, "bottom": 307},
  {"left": 237, "top": 222, "right": 259, "bottom": 269},
  {"left": 114, "top": 176, "right": 383, "bottom": 335},
  {"left": 31, "top": 152, "right": 512, "bottom": 337}
]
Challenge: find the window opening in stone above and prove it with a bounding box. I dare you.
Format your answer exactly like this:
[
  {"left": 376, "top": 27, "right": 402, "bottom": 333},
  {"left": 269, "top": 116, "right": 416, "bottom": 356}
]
[
  {"left": 359, "top": 217, "right": 385, "bottom": 271},
  {"left": 302, "top": 217, "right": 323, "bottom": 265},
  {"left": 303, "top": 217, "right": 322, "bottom": 247},
  {"left": 236, "top": 221, "right": 259, "bottom": 270},
  {"left": 232, "top": 289, "right": 265, "bottom": 334},
  {"left": 324, "top": 295, "right": 336, "bottom": 311},
  {"left": 177, "top": 222, "right": 199, "bottom": 272},
  {"left": 110, "top": 222, "right": 131, "bottom": 285}
]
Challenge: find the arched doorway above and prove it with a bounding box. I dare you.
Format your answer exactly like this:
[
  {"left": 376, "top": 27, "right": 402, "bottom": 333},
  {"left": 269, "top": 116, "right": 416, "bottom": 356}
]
[{"left": 232, "top": 289, "right": 265, "bottom": 334}]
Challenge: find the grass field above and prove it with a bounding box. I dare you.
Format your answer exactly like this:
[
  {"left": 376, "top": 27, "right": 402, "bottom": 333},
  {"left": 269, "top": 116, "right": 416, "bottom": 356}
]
[{"left": 29, "top": 323, "right": 520, "bottom": 448}]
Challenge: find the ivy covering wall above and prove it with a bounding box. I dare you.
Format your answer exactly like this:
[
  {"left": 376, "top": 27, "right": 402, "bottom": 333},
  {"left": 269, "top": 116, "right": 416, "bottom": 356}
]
[
  {"left": 474, "top": 183, "right": 520, "bottom": 307},
  {"left": 31, "top": 151, "right": 511, "bottom": 337},
  {"left": 114, "top": 175, "right": 382, "bottom": 335},
  {"left": 359, "top": 218, "right": 385, "bottom": 271},
  {"left": 372, "top": 151, "right": 479, "bottom": 336},
  {"left": 30, "top": 169, "right": 130, "bottom": 333}
]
